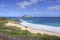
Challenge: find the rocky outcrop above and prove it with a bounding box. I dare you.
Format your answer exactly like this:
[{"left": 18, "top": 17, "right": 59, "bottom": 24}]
[{"left": 21, "top": 15, "right": 30, "bottom": 18}]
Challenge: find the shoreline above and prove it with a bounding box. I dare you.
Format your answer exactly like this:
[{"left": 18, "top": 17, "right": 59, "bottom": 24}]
[
  {"left": 6, "top": 22, "right": 60, "bottom": 36},
  {"left": 20, "top": 21, "right": 60, "bottom": 33}
]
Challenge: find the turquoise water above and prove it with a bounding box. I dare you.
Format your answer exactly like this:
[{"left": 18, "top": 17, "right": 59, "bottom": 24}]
[
  {"left": 7, "top": 17, "right": 60, "bottom": 27},
  {"left": 21, "top": 17, "right": 60, "bottom": 27}
]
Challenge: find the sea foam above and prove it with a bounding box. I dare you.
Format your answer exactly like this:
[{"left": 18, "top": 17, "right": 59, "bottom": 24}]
[{"left": 20, "top": 20, "right": 60, "bottom": 34}]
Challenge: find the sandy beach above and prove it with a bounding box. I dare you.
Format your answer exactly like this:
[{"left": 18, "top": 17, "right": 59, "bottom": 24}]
[{"left": 6, "top": 22, "right": 60, "bottom": 37}]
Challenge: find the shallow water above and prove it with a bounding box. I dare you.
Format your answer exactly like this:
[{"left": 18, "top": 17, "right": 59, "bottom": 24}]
[{"left": 20, "top": 20, "right": 60, "bottom": 34}]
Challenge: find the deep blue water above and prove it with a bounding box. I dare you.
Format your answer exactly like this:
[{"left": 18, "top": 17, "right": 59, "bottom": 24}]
[{"left": 7, "top": 17, "right": 60, "bottom": 27}]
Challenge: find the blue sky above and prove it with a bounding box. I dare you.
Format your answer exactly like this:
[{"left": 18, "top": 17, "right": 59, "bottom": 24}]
[{"left": 0, "top": 0, "right": 60, "bottom": 17}]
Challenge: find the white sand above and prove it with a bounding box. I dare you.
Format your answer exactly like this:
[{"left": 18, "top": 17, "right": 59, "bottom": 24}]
[{"left": 6, "top": 22, "right": 60, "bottom": 36}]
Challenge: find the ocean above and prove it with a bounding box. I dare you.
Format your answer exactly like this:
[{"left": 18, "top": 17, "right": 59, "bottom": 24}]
[
  {"left": 8, "top": 17, "right": 60, "bottom": 27},
  {"left": 21, "top": 17, "right": 60, "bottom": 27},
  {"left": 7, "top": 17, "right": 60, "bottom": 33}
]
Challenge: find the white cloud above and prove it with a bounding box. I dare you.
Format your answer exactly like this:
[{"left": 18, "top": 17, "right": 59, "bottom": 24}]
[
  {"left": 39, "top": 0, "right": 60, "bottom": 3},
  {"left": 29, "top": 0, "right": 38, "bottom": 3},
  {"left": 17, "top": 1, "right": 31, "bottom": 9},
  {"left": 47, "top": 5, "right": 60, "bottom": 11},
  {"left": 0, "top": 4, "right": 5, "bottom": 7},
  {"left": 17, "top": 0, "right": 56, "bottom": 9},
  {"left": 17, "top": 0, "right": 39, "bottom": 9},
  {"left": 31, "top": 8, "right": 38, "bottom": 12}
]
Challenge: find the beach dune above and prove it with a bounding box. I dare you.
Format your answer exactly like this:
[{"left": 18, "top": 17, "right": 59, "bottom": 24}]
[{"left": 6, "top": 22, "right": 60, "bottom": 37}]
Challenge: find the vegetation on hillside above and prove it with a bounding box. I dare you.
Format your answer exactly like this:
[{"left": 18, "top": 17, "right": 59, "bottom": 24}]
[{"left": 0, "top": 17, "right": 60, "bottom": 40}]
